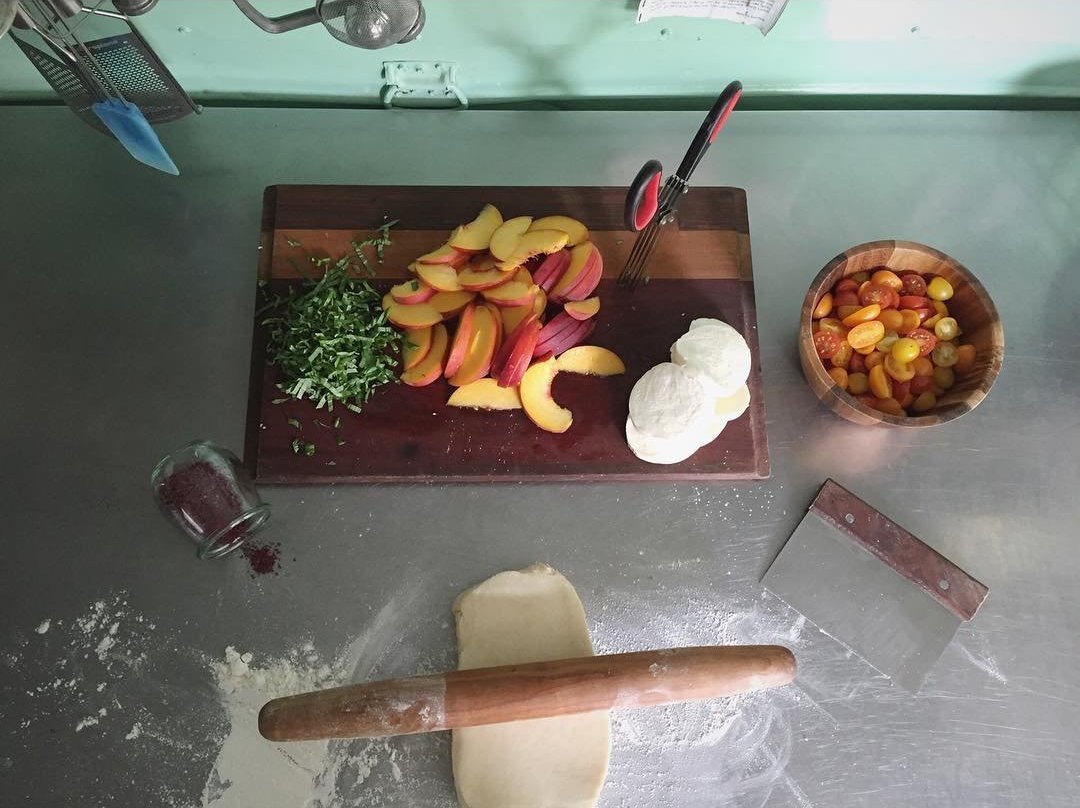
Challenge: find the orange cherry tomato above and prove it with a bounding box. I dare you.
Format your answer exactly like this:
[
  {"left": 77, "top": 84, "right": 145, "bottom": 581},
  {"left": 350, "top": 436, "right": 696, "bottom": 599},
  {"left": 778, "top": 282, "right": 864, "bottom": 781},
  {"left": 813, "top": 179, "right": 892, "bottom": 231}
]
[
  {"left": 876, "top": 308, "right": 904, "bottom": 332},
  {"left": 868, "top": 365, "right": 892, "bottom": 399},
  {"left": 871, "top": 269, "right": 903, "bottom": 291},
  {"left": 864, "top": 351, "right": 884, "bottom": 369},
  {"left": 898, "top": 309, "right": 922, "bottom": 335},
  {"left": 842, "top": 304, "right": 882, "bottom": 327},
  {"left": 831, "top": 340, "right": 853, "bottom": 368},
  {"left": 848, "top": 371, "right": 869, "bottom": 395},
  {"left": 818, "top": 318, "right": 846, "bottom": 336},
  {"left": 908, "top": 328, "right": 937, "bottom": 357},
  {"left": 901, "top": 273, "right": 927, "bottom": 297},
  {"left": 859, "top": 283, "right": 895, "bottom": 308},
  {"left": 813, "top": 331, "right": 841, "bottom": 360},
  {"left": 828, "top": 367, "right": 849, "bottom": 389},
  {"left": 813, "top": 292, "right": 833, "bottom": 319},
  {"left": 847, "top": 320, "right": 886, "bottom": 349},
  {"left": 954, "top": 344, "right": 977, "bottom": 376},
  {"left": 855, "top": 342, "right": 877, "bottom": 355},
  {"left": 932, "top": 299, "right": 950, "bottom": 317},
  {"left": 912, "top": 356, "right": 934, "bottom": 377},
  {"left": 884, "top": 354, "right": 915, "bottom": 382},
  {"left": 873, "top": 397, "right": 905, "bottom": 417}
]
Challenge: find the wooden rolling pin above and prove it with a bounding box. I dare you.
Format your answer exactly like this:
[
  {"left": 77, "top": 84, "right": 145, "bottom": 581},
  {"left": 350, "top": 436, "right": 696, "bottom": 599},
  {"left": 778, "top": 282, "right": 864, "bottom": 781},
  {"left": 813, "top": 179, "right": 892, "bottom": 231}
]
[{"left": 259, "top": 645, "right": 795, "bottom": 742}]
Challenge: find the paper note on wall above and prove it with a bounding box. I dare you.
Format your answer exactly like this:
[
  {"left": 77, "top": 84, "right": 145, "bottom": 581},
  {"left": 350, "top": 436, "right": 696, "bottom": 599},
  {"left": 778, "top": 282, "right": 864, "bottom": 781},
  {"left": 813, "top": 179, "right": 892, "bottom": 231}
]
[{"left": 636, "top": 0, "right": 790, "bottom": 34}]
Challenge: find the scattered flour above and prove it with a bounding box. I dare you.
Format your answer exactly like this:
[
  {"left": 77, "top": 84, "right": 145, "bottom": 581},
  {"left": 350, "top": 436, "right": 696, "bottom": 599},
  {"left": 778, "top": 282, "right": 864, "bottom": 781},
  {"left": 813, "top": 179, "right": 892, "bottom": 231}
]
[{"left": 34, "top": 620, "right": 50, "bottom": 635}]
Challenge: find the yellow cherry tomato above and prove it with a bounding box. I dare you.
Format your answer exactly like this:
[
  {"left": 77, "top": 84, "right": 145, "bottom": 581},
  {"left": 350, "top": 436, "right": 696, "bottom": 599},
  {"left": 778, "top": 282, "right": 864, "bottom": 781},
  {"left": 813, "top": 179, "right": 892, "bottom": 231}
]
[
  {"left": 898, "top": 309, "right": 922, "bottom": 335},
  {"left": 876, "top": 309, "right": 904, "bottom": 332},
  {"left": 932, "top": 341, "right": 958, "bottom": 367},
  {"left": 954, "top": 344, "right": 977, "bottom": 376},
  {"left": 884, "top": 354, "right": 915, "bottom": 382},
  {"left": 854, "top": 342, "right": 877, "bottom": 355},
  {"left": 927, "top": 276, "right": 954, "bottom": 301},
  {"left": 828, "top": 367, "right": 849, "bottom": 390},
  {"left": 912, "top": 356, "right": 934, "bottom": 376},
  {"left": 875, "top": 331, "right": 900, "bottom": 353},
  {"left": 912, "top": 392, "right": 937, "bottom": 412},
  {"left": 871, "top": 269, "right": 903, "bottom": 291},
  {"left": 933, "top": 366, "right": 956, "bottom": 389},
  {"left": 842, "top": 304, "right": 882, "bottom": 327},
  {"left": 817, "top": 317, "right": 846, "bottom": 336},
  {"left": 831, "top": 340, "right": 853, "bottom": 368},
  {"left": 869, "top": 365, "right": 892, "bottom": 399},
  {"left": 934, "top": 317, "right": 960, "bottom": 341},
  {"left": 932, "top": 299, "right": 950, "bottom": 317},
  {"left": 873, "top": 397, "right": 905, "bottom": 417},
  {"left": 813, "top": 292, "right": 833, "bottom": 319},
  {"left": 864, "top": 351, "right": 884, "bottom": 369},
  {"left": 848, "top": 372, "right": 869, "bottom": 395},
  {"left": 847, "top": 320, "right": 886, "bottom": 349},
  {"left": 891, "top": 337, "right": 921, "bottom": 364}
]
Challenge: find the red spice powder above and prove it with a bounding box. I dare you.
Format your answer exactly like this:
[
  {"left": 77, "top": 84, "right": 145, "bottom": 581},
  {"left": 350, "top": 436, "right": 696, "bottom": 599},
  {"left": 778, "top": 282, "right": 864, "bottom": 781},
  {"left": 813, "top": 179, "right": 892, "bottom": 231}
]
[{"left": 241, "top": 542, "right": 281, "bottom": 577}]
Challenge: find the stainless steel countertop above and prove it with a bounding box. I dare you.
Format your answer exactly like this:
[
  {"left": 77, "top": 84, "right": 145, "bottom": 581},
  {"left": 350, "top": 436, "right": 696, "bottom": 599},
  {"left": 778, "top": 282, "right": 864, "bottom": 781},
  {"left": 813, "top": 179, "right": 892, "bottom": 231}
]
[{"left": 1, "top": 108, "right": 1077, "bottom": 807}]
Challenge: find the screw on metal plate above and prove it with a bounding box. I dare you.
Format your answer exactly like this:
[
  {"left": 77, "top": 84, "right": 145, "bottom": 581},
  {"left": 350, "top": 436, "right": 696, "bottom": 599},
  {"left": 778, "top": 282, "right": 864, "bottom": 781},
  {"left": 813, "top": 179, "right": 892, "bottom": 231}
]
[
  {"left": 845, "top": 513, "right": 855, "bottom": 524},
  {"left": 381, "top": 61, "right": 467, "bottom": 108}
]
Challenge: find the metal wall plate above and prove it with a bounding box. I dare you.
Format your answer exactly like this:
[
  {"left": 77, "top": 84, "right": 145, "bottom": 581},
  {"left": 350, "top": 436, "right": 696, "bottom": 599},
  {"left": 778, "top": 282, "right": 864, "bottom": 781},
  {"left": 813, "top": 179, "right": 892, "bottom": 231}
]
[{"left": 381, "top": 60, "right": 467, "bottom": 108}]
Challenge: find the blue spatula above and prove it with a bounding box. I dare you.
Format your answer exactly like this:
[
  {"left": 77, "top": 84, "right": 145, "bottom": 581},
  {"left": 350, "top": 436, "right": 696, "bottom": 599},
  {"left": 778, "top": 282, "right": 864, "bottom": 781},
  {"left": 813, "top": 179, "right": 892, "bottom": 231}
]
[{"left": 91, "top": 97, "right": 179, "bottom": 175}]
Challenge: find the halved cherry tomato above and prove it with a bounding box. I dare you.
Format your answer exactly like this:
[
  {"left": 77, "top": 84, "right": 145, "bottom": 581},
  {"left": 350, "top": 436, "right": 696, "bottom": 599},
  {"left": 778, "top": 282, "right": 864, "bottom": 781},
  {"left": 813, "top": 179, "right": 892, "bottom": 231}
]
[
  {"left": 873, "top": 397, "right": 905, "bottom": 417},
  {"left": 876, "top": 308, "right": 904, "bottom": 332},
  {"left": 912, "top": 356, "right": 934, "bottom": 377},
  {"left": 842, "top": 304, "right": 882, "bottom": 327},
  {"left": 848, "top": 352, "right": 867, "bottom": 373},
  {"left": 847, "top": 320, "right": 886, "bottom": 349},
  {"left": 864, "top": 351, "right": 884, "bottom": 370},
  {"left": 884, "top": 353, "right": 915, "bottom": 382},
  {"left": 898, "top": 295, "right": 929, "bottom": 310},
  {"left": 834, "top": 290, "right": 860, "bottom": 308},
  {"left": 870, "top": 269, "right": 903, "bottom": 291},
  {"left": 912, "top": 391, "right": 937, "bottom": 412},
  {"left": 909, "top": 374, "right": 933, "bottom": 394},
  {"left": 898, "top": 309, "right": 922, "bottom": 335},
  {"left": 837, "top": 305, "right": 862, "bottom": 320},
  {"left": 813, "top": 292, "right": 833, "bottom": 319},
  {"left": 813, "top": 330, "right": 841, "bottom": 360},
  {"left": 901, "top": 273, "right": 927, "bottom": 296},
  {"left": 892, "top": 380, "right": 913, "bottom": 408},
  {"left": 850, "top": 271, "right": 869, "bottom": 284},
  {"left": 828, "top": 367, "right": 849, "bottom": 389},
  {"left": 858, "top": 283, "right": 895, "bottom": 308},
  {"left": 913, "top": 307, "right": 935, "bottom": 323},
  {"left": 835, "top": 278, "right": 858, "bottom": 294},
  {"left": 868, "top": 365, "right": 892, "bottom": 399},
  {"left": 831, "top": 340, "right": 853, "bottom": 368},
  {"left": 848, "top": 371, "right": 869, "bottom": 395},
  {"left": 908, "top": 327, "right": 937, "bottom": 357}
]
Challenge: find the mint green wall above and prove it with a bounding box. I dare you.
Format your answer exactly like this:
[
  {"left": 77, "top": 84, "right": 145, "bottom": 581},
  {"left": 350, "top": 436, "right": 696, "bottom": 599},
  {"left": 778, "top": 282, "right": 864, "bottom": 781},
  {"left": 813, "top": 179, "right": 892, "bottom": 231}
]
[{"left": 3, "top": 0, "right": 1080, "bottom": 105}]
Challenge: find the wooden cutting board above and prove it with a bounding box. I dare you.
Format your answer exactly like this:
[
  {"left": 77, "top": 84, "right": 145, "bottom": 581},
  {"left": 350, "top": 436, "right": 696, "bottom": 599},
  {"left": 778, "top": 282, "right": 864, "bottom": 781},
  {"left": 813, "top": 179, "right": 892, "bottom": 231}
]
[{"left": 244, "top": 185, "right": 769, "bottom": 483}]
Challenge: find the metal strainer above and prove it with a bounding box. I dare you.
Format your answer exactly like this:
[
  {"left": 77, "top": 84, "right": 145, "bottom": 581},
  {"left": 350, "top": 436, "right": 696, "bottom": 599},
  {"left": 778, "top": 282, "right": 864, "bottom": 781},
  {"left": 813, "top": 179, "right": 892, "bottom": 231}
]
[{"left": 231, "top": 0, "right": 424, "bottom": 49}]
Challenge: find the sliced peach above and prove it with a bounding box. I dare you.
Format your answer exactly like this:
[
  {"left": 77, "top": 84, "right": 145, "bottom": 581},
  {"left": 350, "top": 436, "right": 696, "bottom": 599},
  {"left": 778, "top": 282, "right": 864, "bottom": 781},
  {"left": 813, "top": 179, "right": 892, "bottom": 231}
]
[
  {"left": 403, "top": 326, "right": 433, "bottom": 370},
  {"left": 416, "top": 242, "right": 471, "bottom": 266},
  {"left": 533, "top": 249, "right": 572, "bottom": 292},
  {"left": 550, "top": 242, "right": 601, "bottom": 303},
  {"left": 535, "top": 312, "right": 594, "bottom": 357},
  {"left": 449, "top": 204, "right": 503, "bottom": 252},
  {"left": 449, "top": 304, "right": 499, "bottom": 387},
  {"left": 556, "top": 346, "right": 625, "bottom": 376},
  {"left": 489, "top": 216, "right": 534, "bottom": 261},
  {"left": 495, "top": 230, "right": 569, "bottom": 270},
  {"left": 529, "top": 215, "right": 589, "bottom": 246},
  {"left": 496, "top": 317, "right": 541, "bottom": 387},
  {"left": 564, "top": 297, "right": 599, "bottom": 320},
  {"left": 457, "top": 264, "right": 515, "bottom": 292},
  {"left": 512, "top": 266, "right": 534, "bottom": 287},
  {"left": 520, "top": 356, "right": 572, "bottom": 433},
  {"left": 447, "top": 378, "right": 523, "bottom": 411},
  {"left": 444, "top": 303, "right": 476, "bottom": 379},
  {"left": 501, "top": 302, "right": 534, "bottom": 335},
  {"left": 391, "top": 278, "right": 436, "bottom": 305},
  {"left": 483, "top": 302, "right": 504, "bottom": 357},
  {"left": 482, "top": 281, "right": 535, "bottom": 308},
  {"left": 429, "top": 290, "right": 476, "bottom": 319},
  {"left": 401, "top": 323, "right": 448, "bottom": 387},
  {"left": 561, "top": 247, "right": 603, "bottom": 302},
  {"left": 532, "top": 288, "right": 547, "bottom": 316},
  {"left": 387, "top": 301, "right": 443, "bottom": 330},
  {"left": 416, "top": 263, "right": 463, "bottom": 293}
]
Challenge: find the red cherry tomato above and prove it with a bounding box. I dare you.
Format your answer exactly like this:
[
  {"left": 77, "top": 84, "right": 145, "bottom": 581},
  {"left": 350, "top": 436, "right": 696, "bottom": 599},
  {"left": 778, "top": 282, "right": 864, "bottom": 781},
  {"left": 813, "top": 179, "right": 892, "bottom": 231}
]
[
  {"left": 834, "top": 290, "right": 860, "bottom": 308},
  {"left": 898, "top": 295, "right": 929, "bottom": 310},
  {"left": 913, "top": 307, "right": 935, "bottom": 323},
  {"left": 901, "top": 274, "right": 927, "bottom": 297},
  {"left": 848, "top": 351, "right": 867, "bottom": 373},
  {"left": 858, "top": 283, "right": 895, "bottom": 308},
  {"left": 908, "top": 327, "right": 937, "bottom": 357},
  {"left": 835, "top": 278, "right": 858, "bottom": 295},
  {"left": 909, "top": 374, "right": 933, "bottom": 394},
  {"left": 814, "top": 331, "right": 841, "bottom": 360}
]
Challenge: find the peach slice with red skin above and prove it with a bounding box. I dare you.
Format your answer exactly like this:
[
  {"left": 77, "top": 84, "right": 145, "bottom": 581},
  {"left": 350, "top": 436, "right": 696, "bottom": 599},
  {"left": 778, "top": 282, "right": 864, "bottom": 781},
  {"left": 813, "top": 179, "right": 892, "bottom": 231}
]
[
  {"left": 449, "top": 304, "right": 500, "bottom": 387},
  {"left": 533, "top": 249, "right": 572, "bottom": 292},
  {"left": 483, "top": 302, "right": 504, "bottom": 358},
  {"left": 457, "top": 264, "right": 515, "bottom": 292},
  {"left": 447, "top": 378, "right": 522, "bottom": 411},
  {"left": 495, "top": 230, "right": 569, "bottom": 270},
  {"left": 415, "top": 263, "right": 463, "bottom": 293},
  {"left": 497, "top": 318, "right": 541, "bottom": 388},
  {"left": 489, "top": 216, "right": 533, "bottom": 261},
  {"left": 556, "top": 346, "right": 624, "bottom": 376},
  {"left": 449, "top": 204, "right": 504, "bottom": 252},
  {"left": 564, "top": 297, "right": 599, "bottom": 320},
  {"left": 444, "top": 302, "right": 476, "bottom": 379},
  {"left": 416, "top": 242, "right": 472, "bottom": 266},
  {"left": 401, "top": 323, "right": 448, "bottom": 387},
  {"left": 550, "top": 242, "right": 602, "bottom": 303},
  {"left": 428, "top": 291, "right": 475, "bottom": 319},
  {"left": 391, "top": 278, "right": 437, "bottom": 305},
  {"left": 529, "top": 216, "right": 589, "bottom": 247},
  {"left": 403, "top": 326, "right": 434, "bottom": 370},
  {"left": 387, "top": 301, "right": 443, "bottom": 330},
  {"left": 519, "top": 356, "right": 573, "bottom": 433},
  {"left": 482, "top": 281, "right": 536, "bottom": 308}
]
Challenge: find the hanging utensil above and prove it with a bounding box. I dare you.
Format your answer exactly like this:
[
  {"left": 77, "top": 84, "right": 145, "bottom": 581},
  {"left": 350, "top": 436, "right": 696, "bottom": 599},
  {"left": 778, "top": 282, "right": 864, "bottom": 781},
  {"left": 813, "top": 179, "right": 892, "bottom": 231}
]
[
  {"left": 618, "top": 80, "right": 742, "bottom": 290},
  {"left": 231, "top": 0, "right": 424, "bottom": 49}
]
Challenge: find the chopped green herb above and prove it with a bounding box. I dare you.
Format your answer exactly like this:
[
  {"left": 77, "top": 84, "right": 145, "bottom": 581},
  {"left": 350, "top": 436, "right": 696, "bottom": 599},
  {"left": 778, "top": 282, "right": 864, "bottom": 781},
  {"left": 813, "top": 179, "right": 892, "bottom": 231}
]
[
  {"left": 291, "top": 437, "right": 302, "bottom": 454},
  {"left": 336, "top": 439, "right": 346, "bottom": 446},
  {"left": 304, "top": 441, "right": 316, "bottom": 456},
  {"left": 272, "top": 397, "right": 290, "bottom": 405},
  {"left": 263, "top": 223, "right": 402, "bottom": 414},
  {"left": 286, "top": 237, "right": 301, "bottom": 247},
  {"left": 287, "top": 417, "right": 301, "bottom": 429},
  {"left": 409, "top": 280, "right": 419, "bottom": 291}
]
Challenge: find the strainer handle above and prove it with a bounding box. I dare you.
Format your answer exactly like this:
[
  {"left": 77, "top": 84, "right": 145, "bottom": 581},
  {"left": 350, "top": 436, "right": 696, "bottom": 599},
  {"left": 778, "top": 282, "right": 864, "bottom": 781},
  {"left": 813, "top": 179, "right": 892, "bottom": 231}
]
[{"left": 231, "top": 0, "right": 321, "bottom": 34}]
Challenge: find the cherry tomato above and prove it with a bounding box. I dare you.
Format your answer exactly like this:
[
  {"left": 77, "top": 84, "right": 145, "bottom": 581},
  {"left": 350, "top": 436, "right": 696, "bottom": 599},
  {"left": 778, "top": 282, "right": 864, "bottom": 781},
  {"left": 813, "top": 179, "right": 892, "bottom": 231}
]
[
  {"left": 954, "top": 344, "right": 977, "bottom": 376},
  {"left": 869, "top": 365, "right": 892, "bottom": 399},
  {"left": 908, "top": 328, "right": 937, "bottom": 357},
  {"left": 818, "top": 318, "right": 846, "bottom": 336},
  {"left": 850, "top": 271, "right": 869, "bottom": 284},
  {"left": 848, "top": 351, "right": 867, "bottom": 373},
  {"left": 934, "top": 317, "right": 960, "bottom": 340},
  {"left": 901, "top": 273, "right": 927, "bottom": 296},
  {"left": 854, "top": 342, "right": 878, "bottom": 355},
  {"left": 912, "top": 391, "right": 937, "bottom": 412},
  {"left": 854, "top": 393, "right": 877, "bottom": 408},
  {"left": 876, "top": 309, "right": 904, "bottom": 332},
  {"left": 913, "top": 307, "right": 935, "bottom": 323},
  {"left": 884, "top": 353, "right": 915, "bottom": 381},
  {"left": 909, "top": 374, "right": 933, "bottom": 394},
  {"left": 922, "top": 314, "right": 942, "bottom": 331},
  {"left": 814, "top": 330, "right": 841, "bottom": 360},
  {"left": 831, "top": 340, "right": 853, "bottom": 368},
  {"left": 864, "top": 351, "right": 884, "bottom": 369},
  {"left": 837, "top": 305, "right": 862, "bottom": 320},
  {"left": 932, "top": 300, "right": 950, "bottom": 317},
  {"left": 891, "top": 337, "right": 921, "bottom": 364},
  {"left": 835, "top": 278, "right": 859, "bottom": 294},
  {"left": 898, "top": 309, "right": 922, "bottom": 335},
  {"left": 912, "top": 356, "right": 934, "bottom": 376},
  {"left": 927, "top": 276, "right": 954, "bottom": 301},
  {"left": 848, "top": 371, "right": 869, "bottom": 395},
  {"left": 870, "top": 269, "right": 903, "bottom": 291},
  {"left": 847, "top": 320, "right": 886, "bottom": 349},
  {"left": 898, "top": 295, "right": 929, "bottom": 310},
  {"left": 875, "top": 331, "right": 900, "bottom": 353},
  {"left": 933, "top": 365, "right": 956, "bottom": 389},
  {"left": 873, "top": 397, "right": 905, "bottom": 417},
  {"left": 859, "top": 283, "right": 895, "bottom": 308},
  {"left": 834, "top": 290, "right": 860, "bottom": 307},
  {"left": 813, "top": 292, "right": 833, "bottom": 319},
  {"left": 893, "top": 381, "right": 914, "bottom": 409},
  {"left": 828, "top": 367, "right": 849, "bottom": 390},
  {"left": 842, "top": 304, "right": 882, "bottom": 327},
  {"left": 932, "top": 341, "right": 958, "bottom": 367}
]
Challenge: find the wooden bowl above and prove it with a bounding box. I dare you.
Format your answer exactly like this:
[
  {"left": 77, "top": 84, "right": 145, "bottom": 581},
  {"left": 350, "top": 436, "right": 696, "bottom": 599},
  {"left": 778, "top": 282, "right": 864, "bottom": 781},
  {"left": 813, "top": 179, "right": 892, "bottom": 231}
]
[{"left": 800, "top": 240, "right": 1004, "bottom": 427}]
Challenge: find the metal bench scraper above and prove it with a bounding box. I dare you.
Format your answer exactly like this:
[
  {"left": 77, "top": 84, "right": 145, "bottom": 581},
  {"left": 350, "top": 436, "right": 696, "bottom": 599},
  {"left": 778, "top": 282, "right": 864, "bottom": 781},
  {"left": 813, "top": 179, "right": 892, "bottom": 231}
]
[{"left": 763, "top": 479, "right": 988, "bottom": 692}]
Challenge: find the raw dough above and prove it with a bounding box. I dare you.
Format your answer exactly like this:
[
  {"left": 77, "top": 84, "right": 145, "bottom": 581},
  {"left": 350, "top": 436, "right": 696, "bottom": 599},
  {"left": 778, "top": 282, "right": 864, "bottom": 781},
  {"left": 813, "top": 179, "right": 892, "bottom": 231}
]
[
  {"left": 628, "top": 362, "right": 711, "bottom": 439},
  {"left": 451, "top": 564, "right": 610, "bottom": 808},
  {"left": 670, "top": 318, "right": 751, "bottom": 396}
]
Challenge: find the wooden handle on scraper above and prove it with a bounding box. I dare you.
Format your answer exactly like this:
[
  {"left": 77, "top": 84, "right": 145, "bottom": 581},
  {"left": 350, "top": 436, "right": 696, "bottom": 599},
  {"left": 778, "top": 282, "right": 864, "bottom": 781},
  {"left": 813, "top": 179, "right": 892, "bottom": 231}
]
[{"left": 259, "top": 645, "right": 796, "bottom": 742}]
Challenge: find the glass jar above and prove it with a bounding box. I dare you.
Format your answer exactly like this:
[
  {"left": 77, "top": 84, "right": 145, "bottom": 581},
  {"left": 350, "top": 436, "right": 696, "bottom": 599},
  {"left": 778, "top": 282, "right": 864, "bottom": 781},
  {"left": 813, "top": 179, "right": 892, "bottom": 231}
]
[{"left": 151, "top": 441, "right": 270, "bottom": 559}]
